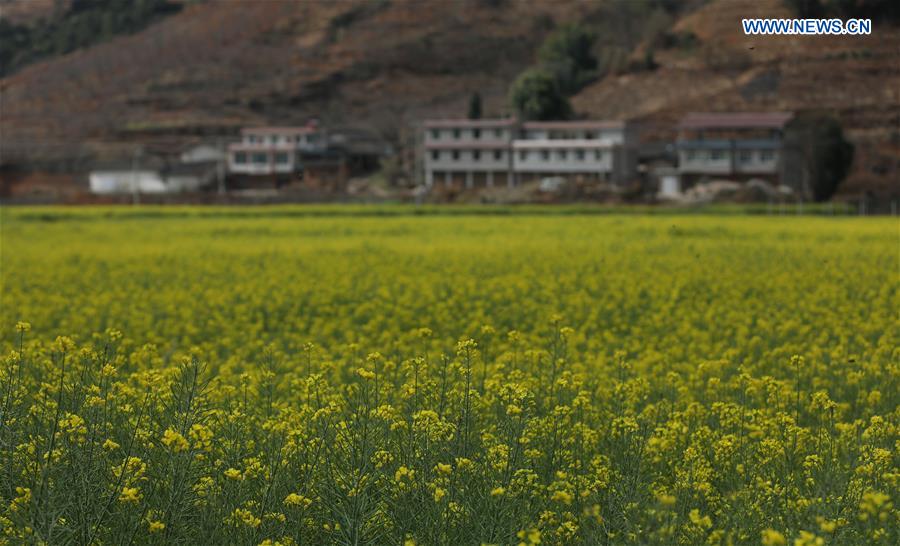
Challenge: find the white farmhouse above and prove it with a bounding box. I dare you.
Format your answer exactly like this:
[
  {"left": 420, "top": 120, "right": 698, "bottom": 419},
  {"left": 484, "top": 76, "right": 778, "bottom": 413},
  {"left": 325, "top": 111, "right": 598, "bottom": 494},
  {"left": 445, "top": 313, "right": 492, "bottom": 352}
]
[
  {"left": 228, "top": 125, "right": 326, "bottom": 175},
  {"left": 676, "top": 112, "right": 794, "bottom": 185}
]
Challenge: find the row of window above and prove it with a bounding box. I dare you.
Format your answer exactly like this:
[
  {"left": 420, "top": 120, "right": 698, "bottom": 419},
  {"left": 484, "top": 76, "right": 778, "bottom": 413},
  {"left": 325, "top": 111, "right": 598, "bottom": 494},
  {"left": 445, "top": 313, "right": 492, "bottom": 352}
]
[
  {"left": 430, "top": 149, "right": 608, "bottom": 162},
  {"left": 429, "top": 129, "right": 604, "bottom": 141},
  {"left": 233, "top": 152, "right": 292, "bottom": 165},
  {"left": 684, "top": 149, "right": 776, "bottom": 162},
  {"left": 244, "top": 134, "right": 319, "bottom": 145},
  {"left": 431, "top": 128, "right": 505, "bottom": 140}
]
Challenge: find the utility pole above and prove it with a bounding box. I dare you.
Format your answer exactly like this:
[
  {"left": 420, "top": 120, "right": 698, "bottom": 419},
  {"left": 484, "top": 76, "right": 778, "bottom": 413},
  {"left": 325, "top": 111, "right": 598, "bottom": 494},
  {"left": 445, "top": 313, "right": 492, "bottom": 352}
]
[
  {"left": 217, "top": 137, "right": 226, "bottom": 196},
  {"left": 130, "top": 146, "right": 142, "bottom": 206}
]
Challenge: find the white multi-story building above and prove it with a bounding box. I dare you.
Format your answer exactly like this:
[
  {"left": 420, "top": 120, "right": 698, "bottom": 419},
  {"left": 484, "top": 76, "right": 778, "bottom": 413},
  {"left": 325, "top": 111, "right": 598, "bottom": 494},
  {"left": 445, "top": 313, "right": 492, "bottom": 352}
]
[
  {"left": 676, "top": 112, "right": 793, "bottom": 184},
  {"left": 424, "top": 119, "right": 517, "bottom": 188},
  {"left": 422, "top": 119, "right": 635, "bottom": 188},
  {"left": 228, "top": 126, "right": 326, "bottom": 175}
]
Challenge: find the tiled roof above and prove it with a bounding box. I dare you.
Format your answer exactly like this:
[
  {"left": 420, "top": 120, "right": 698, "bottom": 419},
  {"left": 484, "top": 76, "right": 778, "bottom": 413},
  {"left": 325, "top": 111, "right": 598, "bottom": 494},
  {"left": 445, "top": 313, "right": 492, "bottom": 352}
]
[
  {"left": 522, "top": 120, "right": 625, "bottom": 130},
  {"left": 423, "top": 118, "right": 517, "bottom": 128},
  {"left": 241, "top": 126, "right": 318, "bottom": 135},
  {"left": 678, "top": 112, "right": 793, "bottom": 129}
]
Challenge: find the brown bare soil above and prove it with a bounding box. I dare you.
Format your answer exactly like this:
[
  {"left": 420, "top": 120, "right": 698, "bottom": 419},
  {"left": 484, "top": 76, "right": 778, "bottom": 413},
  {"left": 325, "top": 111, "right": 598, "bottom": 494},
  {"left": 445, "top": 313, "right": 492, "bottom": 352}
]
[{"left": 1, "top": 0, "right": 897, "bottom": 199}]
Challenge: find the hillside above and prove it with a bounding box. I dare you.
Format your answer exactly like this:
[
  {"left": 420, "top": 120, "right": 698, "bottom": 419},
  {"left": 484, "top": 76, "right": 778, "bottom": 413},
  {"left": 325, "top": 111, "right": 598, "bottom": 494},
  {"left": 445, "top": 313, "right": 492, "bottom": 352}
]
[
  {"left": 1, "top": 0, "right": 594, "bottom": 163},
  {"left": 1, "top": 0, "right": 897, "bottom": 198},
  {"left": 571, "top": 0, "right": 900, "bottom": 197}
]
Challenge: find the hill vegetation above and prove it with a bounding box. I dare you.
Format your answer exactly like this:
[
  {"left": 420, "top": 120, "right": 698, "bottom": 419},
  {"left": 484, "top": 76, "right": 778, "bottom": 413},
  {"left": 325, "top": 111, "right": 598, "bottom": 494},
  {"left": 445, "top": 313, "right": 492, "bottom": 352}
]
[
  {"left": 0, "top": 0, "right": 182, "bottom": 77},
  {"left": 0, "top": 0, "right": 897, "bottom": 199}
]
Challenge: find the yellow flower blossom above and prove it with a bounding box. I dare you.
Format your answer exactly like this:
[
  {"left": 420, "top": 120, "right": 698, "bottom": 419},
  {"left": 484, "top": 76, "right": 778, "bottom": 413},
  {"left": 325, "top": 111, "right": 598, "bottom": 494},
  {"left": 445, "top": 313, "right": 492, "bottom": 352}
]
[
  {"left": 161, "top": 428, "right": 190, "bottom": 453},
  {"left": 761, "top": 529, "right": 786, "bottom": 546},
  {"left": 118, "top": 487, "right": 141, "bottom": 504}
]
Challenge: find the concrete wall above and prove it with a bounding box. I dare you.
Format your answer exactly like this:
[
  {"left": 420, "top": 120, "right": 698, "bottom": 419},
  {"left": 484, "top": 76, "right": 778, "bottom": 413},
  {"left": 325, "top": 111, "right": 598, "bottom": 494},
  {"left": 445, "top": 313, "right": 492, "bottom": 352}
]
[
  {"left": 89, "top": 171, "right": 167, "bottom": 194},
  {"left": 426, "top": 148, "right": 510, "bottom": 173},
  {"left": 521, "top": 128, "right": 625, "bottom": 142},
  {"left": 678, "top": 148, "right": 779, "bottom": 176},
  {"left": 513, "top": 147, "right": 614, "bottom": 174},
  {"left": 425, "top": 127, "right": 512, "bottom": 144},
  {"left": 229, "top": 150, "right": 298, "bottom": 175}
]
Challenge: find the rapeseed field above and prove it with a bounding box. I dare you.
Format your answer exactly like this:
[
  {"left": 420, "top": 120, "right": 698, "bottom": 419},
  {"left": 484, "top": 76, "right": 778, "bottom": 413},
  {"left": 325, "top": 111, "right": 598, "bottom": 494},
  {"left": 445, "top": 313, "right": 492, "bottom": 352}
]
[{"left": 0, "top": 207, "right": 896, "bottom": 545}]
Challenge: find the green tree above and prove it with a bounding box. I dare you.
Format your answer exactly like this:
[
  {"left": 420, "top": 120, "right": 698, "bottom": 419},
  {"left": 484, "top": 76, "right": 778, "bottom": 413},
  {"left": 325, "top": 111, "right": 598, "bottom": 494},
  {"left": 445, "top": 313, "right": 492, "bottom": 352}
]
[
  {"left": 537, "top": 23, "right": 598, "bottom": 94},
  {"left": 0, "top": 0, "right": 181, "bottom": 77},
  {"left": 468, "top": 92, "right": 482, "bottom": 120},
  {"left": 508, "top": 68, "right": 571, "bottom": 121},
  {"left": 784, "top": 115, "right": 854, "bottom": 201}
]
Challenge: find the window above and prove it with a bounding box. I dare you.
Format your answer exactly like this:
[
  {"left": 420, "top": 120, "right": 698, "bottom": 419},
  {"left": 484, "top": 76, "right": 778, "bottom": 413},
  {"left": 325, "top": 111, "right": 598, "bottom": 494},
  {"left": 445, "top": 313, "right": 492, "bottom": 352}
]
[
  {"left": 452, "top": 150, "right": 460, "bottom": 160},
  {"left": 494, "top": 150, "right": 503, "bottom": 161},
  {"left": 275, "top": 152, "right": 289, "bottom": 164},
  {"left": 431, "top": 129, "right": 439, "bottom": 139},
  {"left": 595, "top": 150, "right": 604, "bottom": 161},
  {"left": 575, "top": 150, "right": 585, "bottom": 161},
  {"left": 494, "top": 129, "right": 502, "bottom": 138},
  {"left": 473, "top": 129, "right": 481, "bottom": 139},
  {"left": 252, "top": 153, "right": 267, "bottom": 164},
  {"left": 760, "top": 149, "right": 775, "bottom": 161},
  {"left": 541, "top": 150, "right": 550, "bottom": 161},
  {"left": 686, "top": 150, "right": 696, "bottom": 161},
  {"left": 473, "top": 150, "right": 481, "bottom": 161},
  {"left": 739, "top": 150, "right": 752, "bottom": 163},
  {"left": 557, "top": 150, "right": 567, "bottom": 160},
  {"left": 584, "top": 131, "right": 594, "bottom": 139},
  {"left": 234, "top": 152, "right": 247, "bottom": 164},
  {"left": 519, "top": 151, "right": 528, "bottom": 161},
  {"left": 431, "top": 151, "right": 440, "bottom": 160},
  {"left": 711, "top": 150, "right": 724, "bottom": 160},
  {"left": 453, "top": 129, "right": 461, "bottom": 139},
  {"left": 269, "top": 135, "right": 278, "bottom": 145}
]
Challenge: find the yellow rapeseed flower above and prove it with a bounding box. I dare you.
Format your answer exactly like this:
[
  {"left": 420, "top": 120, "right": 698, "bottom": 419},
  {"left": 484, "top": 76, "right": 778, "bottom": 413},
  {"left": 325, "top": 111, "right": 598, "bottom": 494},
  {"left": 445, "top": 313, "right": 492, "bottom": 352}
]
[
  {"left": 761, "top": 529, "right": 786, "bottom": 546},
  {"left": 161, "top": 429, "right": 190, "bottom": 453},
  {"left": 551, "top": 490, "right": 573, "bottom": 505},
  {"left": 284, "top": 493, "right": 312, "bottom": 508},
  {"left": 118, "top": 487, "right": 141, "bottom": 504}
]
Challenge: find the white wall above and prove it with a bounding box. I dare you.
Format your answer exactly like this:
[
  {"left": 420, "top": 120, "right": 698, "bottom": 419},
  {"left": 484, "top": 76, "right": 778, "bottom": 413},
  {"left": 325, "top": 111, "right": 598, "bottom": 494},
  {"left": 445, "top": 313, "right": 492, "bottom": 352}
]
[
  {"left": 513, "top": 147, "right": 614, "bottom": 174},
  {"left": 735, "top": 149, "right": 779, "bottom": 174},
  {"left": 180, "top": 146, "right": 224, "bottom": 164},
  {"left": 425, "top": 127, "right": 511, "bottom": 144},
  {"left": 89, "top": 171, "right": 167, "bottom": 194},
  {"left": 678, "top": 149, "right": 733, "bottom": 175},
  {"left": 658, "top": 175, "right": 681, "bottom": 197},
  {"left": 166, "top": 175, "right": 206, "bottom": 192},
  {"left": 679, "top": 147, "right": 780, "bottom": 176},
  {"left": 521, "top": 127, "right": 626, "bottom": 143},
  {"left": 229, "top": 150, "right": 297, "bottom": 174},
  {"left": 425, "top": 149, "right": 510, "bottom": 173}
]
